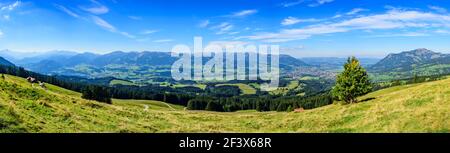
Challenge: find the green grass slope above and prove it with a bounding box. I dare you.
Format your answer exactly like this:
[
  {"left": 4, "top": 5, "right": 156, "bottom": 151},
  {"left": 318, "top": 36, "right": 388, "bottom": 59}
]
[
  {"left": 109, "top": 79, "right": 137, "bottom": 86},
  {"left": 0, "top": 74, "right": 448, "bottom": 133},
  {"left": 216, "top": 83, "right": 257, "bottom": 95}
]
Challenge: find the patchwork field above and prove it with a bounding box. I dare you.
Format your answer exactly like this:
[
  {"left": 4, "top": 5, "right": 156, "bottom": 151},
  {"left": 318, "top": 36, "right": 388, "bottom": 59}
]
[{"left": 216, "top": 83, "right": 257, "bottom": 95}]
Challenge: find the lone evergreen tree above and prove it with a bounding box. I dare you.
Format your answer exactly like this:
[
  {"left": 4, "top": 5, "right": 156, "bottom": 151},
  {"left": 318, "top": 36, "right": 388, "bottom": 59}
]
[{"left": 332, "top": 57, "right": 372, "bottom": 104}]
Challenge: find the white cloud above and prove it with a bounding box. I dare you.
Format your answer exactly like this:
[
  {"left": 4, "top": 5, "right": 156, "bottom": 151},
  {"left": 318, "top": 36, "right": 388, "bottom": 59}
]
[
  {"left": 213, "top": 22, "right": 230, "bottom": 29},
  {"left": 207, "top": 41, "right": 249, "bottom": 49},
  {"left": 91, "top": 16, "right": 135, "bottom": 38},
  {"left": 242, "top": 10, "right": 450, "bottom": 42},
  {"left": 282, "top": 17, "right": 301, "bottom": 26},
  {"left": 308, "top": 0, "right": 334, "bottom": 7},
  {"left": 229, "top": 9, "right": 257, "bottom": 17},
  {"left": 332, "top": 14, "right": 342, "bottom": 19},
  {"left": 346, "top": 8, "right": 368, "bottom": 15},
  {"left": 212, "top": 22, "right": 234, "bottom": 34},
  {"left": 435, "top": 29, "right": 450, "bottom": 34},
  {"left": 3, "top": 15, "right": 10, "bottom": 20},
  {"left": 153, "top": 39, "right": 173, "bottom": 43},
  {"left": 428, "top": 5, "right": 447, "bottom": 13},
  {"left": 369, "top": 32, "right": 430, "bottom": 38},
  {"left": 54, "top": 4, "right": 81, "bottom": 19},
  {"left": 119, "top": 32, "right": 135, "bottom": 38},
  {"left": 0, "top": 1, "right": 20, "bottom": 20},
  {"left": 228, "top": 31, "right": 240, "bottom": 35},
  {"left": 92, "top": 16, "right": 116, "bottom": 32},
  {"left": 281, "top": 17, "right": 320, "bottom": 26},
  {"left": 1, "top": 1, "right": 20, "bottom": 11},
  {"left": 198, "top": 20, "right": 210, "bottom": 28},
  {"left": 0, "top": 30, "right": 3, "bottom": 37},
  {"left": 128, "top": 16, "right": 142, "bottom": 20},
  {"left": 220, "top": 25, "right": 233, "bottom": 31},
  {"left": 280, "top": 45, "right": 306, "bottom": 54},
  {"left": 216, "top": 25, "right": 233, "bottom": 34},
  {"left": 280, "top": 0, "right": 304, "bottom": 8},
  {"left": 80, "top": 0, "right": 109, "bottom": 15},
  {"left": 141, "top": 30, "right": 158, "bottom": 35}
]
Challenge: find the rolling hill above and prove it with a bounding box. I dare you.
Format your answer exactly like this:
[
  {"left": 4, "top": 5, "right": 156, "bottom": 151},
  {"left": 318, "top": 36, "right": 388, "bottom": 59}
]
[
  {"left": 369, "top": 48, "right": 450, "bottom": 81},
  {"left": 1, "top": 74, "right": 448, "bottom": 132}
]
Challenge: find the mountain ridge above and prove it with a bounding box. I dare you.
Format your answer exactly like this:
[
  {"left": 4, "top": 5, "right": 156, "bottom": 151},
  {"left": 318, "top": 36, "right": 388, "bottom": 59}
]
[
  {"left": 370, "top": 48, "right": 450, "bottom": 72},
  {"left": 0, "top": 56, "right": 15, "bottom": 67},
  {"left": 0, "top": 50, "right": 312, "bottom": 84}
]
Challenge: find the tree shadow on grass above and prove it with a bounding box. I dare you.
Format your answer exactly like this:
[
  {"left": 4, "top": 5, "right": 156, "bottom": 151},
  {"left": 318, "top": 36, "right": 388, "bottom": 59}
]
[{"left": 358, "top": 97, "right": 376, "bottom": 103}]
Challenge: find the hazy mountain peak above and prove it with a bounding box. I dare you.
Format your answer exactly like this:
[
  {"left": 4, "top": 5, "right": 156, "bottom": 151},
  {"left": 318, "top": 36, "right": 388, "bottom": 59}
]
[{"left": 406, "top": 48, "right": 437, "bottom": 55}]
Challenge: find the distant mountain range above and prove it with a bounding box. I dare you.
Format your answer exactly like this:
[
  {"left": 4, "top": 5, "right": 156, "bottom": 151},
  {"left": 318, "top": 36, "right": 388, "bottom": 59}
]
[
  {"left": 0, "top": 50, "right": 312, "bottom": 83},
  {"left": 2, "top": 48, "right": 449, "bottom": 83},
  {"left": 0, "top": 57, "right": 14, "bottom": 67}
]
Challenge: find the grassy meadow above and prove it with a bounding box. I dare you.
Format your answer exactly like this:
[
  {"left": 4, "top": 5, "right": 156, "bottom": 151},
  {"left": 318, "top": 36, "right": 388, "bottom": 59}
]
[{"left": 0, "top": 74, "right": 448, "bottom": 133}]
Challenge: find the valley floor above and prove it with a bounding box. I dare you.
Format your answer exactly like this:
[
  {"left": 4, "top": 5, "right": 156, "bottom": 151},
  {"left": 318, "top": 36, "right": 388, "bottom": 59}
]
[{"left": 0, "top": 75, "right": 448, "bottom": 133}]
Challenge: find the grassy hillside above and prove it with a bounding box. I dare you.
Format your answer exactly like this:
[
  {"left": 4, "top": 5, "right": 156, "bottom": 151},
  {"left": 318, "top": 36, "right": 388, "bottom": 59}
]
[
  {"left": 0, "top": 74, "right": 448, "bottom": 133},
  {"left": 216, "top": 83, "right": 257, "bottom": 95},
  {"left": 109, "top": 79, "right": 137, "bottom": 86}
]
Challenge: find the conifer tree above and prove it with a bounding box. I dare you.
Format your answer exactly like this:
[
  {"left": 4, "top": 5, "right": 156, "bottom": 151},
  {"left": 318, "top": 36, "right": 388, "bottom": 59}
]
[{"left": 332, "top": 57, "right": 372, "bottom": 104}]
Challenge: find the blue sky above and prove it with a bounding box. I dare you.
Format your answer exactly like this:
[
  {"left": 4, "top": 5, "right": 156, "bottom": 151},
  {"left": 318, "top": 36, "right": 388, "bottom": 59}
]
[{"left": 0, "top": 0, "right": 450, "bottom": 57}]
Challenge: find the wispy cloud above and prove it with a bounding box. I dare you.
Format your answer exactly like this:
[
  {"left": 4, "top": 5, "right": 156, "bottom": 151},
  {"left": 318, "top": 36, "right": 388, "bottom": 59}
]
[
  {"left": 91, "top": 16, "right": 135, "bottom": 38},
  {"left": 118, "top": 32, "right": 135, "bottom": 38},
  {"left": 1, "top": 1, "right": 20, "bottom": 11},
  {"left": 198, "top": 20, "right": 210, "bottom": 28},
  {"left": 54, "top": 3, "right": 134, "bottom": 39},
  {"left": 346, "top": 8, "right": 369, "bottom": 15},
  {"left": 80, "top": 0, "right": 109, "bottom": 15},
  {"left": 281, "top": 17, "right": 321, "bottom": 26},
  {"left": 434, "top": 29, "right": 450, "bottom": 34},
  {"left": 141, "top": 30, "right": 158, "bottom": 35},
  {"left": 153, "top": 39, "right": 173, "bottom": 43},
  {"left": 242, "top": 9, "right": 450, "bottom": 42},
  {"left": 428, "top": 5, "right": 447, "bottom": 13},
  {"left": 0, "top": 30, "right": 3, "bottom": 38},
  {"left": 92, "top": 16, "right": 115, "bottom": 32},
  {"left": 0, "top": 1, "right": 21, "bottom": 20},
  {"left": 2, "top": 15, "right": 9, "bottom": 20},
  {"left": 282, "top": 17, "right": 301, "bottom": 26},
  {"left": 368, "top": 32, "right": 430, "bottom": 38},
  {"left": 128, "top": 16, "right": 142, "bottom": 20},
  {"left": 227, "top": 31, "right": 240, "bottom": 35},
  {"left": 212, "top": 22, "right": 234, "bottom": 34},
  {"left": 54, "top": 4, "right": 81, "bottom": 19},
  {"left": 280, "top": 0, "right": 304, "bottom": 8},
  {"left": 330, "top": 8, "right": 369, "bottom": 19},
  {"left": 308, "top": 0, "right": 334, "bottom": 7},
  {"left": 229, "top": 9, "right": 257, "bottom": 17},
  {"left": 208, "top": 41, "right": 249, "bottom": 48}
]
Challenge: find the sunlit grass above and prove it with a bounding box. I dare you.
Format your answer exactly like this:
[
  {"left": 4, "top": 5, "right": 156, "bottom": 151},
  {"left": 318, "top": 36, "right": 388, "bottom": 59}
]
[{"left": 0, "top": 74, "right": 448, "bottom": 133}]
